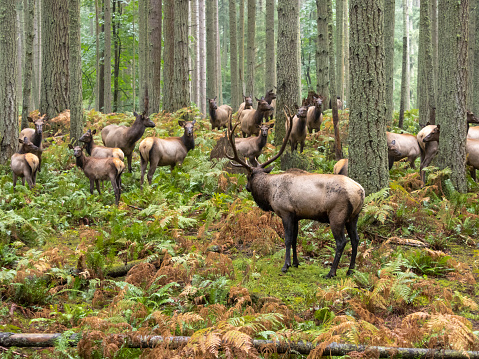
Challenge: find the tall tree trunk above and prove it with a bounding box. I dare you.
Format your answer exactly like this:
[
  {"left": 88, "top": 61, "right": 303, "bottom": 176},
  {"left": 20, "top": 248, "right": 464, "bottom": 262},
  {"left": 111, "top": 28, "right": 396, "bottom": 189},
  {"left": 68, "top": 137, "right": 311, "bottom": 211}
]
[
  {"left": 199, "top": 0, "right": 206, "bottom": 115},
  {"left": 229, "top": 0, "right": 239, "bottom": 110},
  {"left": 398, "top": 0, "right": 410, "bottom": 128},
  {"left": 216, "top": 0, "right": 222, "bottom": 105},
  {"left": 32, "top": 0, "right": 40, "bottom": 110},
  {"left": 69, "top": 0, "right": 83, "bottom": 143},
  {"left": 22, "top": 0, "right": 35, "bottom": 130},
  {"left": 99, "top": 1, "right": 105, "bottom": 112},
  {"left": 40, "top": 0, "right": 69, "bottom": 120},
  {"left": 149, "top": 0, "right": 162, "bottom": 113},
  {"left": 104, "top": 0, "right": 112, "bottom": 113},
  {"left": 246, "top": 0, "right": 256, "bottom": 101},
  {"left": 436, "top": 0, "right": 469, "bottom": 193},
  {"left": 329, "top": 0, "right": 342, "bottom": 160},
  {"left": 336, "top": 0, "right": 343, "bottom": 100},
  {"left": 431, "top": 0, "right": 438, "bottom": 98},
  {"left": 238, "top": 0, "right": 245, "bottom": 96},
  {"left": 191, "top": 0, "right": 199, "bottom": 106},
  {"left": 265, "top": 0, "right": 276, "bottom": 97},
  {"left": 474, "top": 1, "right": 479, "bottom": 114},
  {"left": 417, "top": 0, "right": 436, "bottom": 126},
  {"left": 163, "top": 0, "right": 174, "bottom": 112},
  {"left": 467, "top": 0, "right": 476, "bottom": 112},
  {"left": 316, "top": 0, "right": 329, "bottom": 109},
  {"left": 348, "top": 0, "right": 389, "bottom": 195},
  {"left": 132, "top": 9, "right": 136, "bottom": 112},
  {"left": 384, "top": 0, "right": 395, "bottom": 124},
  {"left": 17, "top": 2, "right": 24, "bottom": 109},
  {"left": 95, "top": 0, "right": 100, "bottom": 111},
  {"left": 113, "top": 0, "right": 121, "bottom": 112},
  {"left": 206, "top": 0, "right": 217, "bottom": 99},
  {"left": 172, "top": 0, "right": 190, "bottom": 111},
  {"left": 343, "top": 0, "right": 349, "bottom": 106},
  {"left": 275, "top": 0, "right": 300, "bottom": 146},
  {"left": 0, "top": 0, "right": 18, "bottom": 164}
]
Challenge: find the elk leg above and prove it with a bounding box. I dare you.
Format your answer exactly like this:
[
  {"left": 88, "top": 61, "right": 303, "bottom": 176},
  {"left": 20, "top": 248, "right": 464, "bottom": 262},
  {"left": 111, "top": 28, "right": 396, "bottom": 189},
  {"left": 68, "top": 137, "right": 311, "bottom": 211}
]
[
  {"left": 409, "top": 156, "right": 416, "bottom": 169},
  {"left": 325, "top": 222, "right": 347, "bottom": 278},
  {"left": 471, "top": 167, "right": 477, "bottom": 182},
  {"left": 388, "top": 156, "right": 394, "bottom": 170},
  {"left": 95, "top": 180, "right": 101, "bottom": 195},
  {"left": 345, "top": 216, "right": 359, "bottom": 276},
  {"left": 12, "top": 173, "right": 17, "bottom": 189},
  {"left": 140, "top": 154, "right": 148, "bottom": 189},
  {"left": 110, "top": 173, "right": 119, "bottom": 205},
  {"left": 147, "top": 161, "right": 159, "bottom": 185},
  {"left": 89, "top": 179, "right": 95, "bottom": 194},
  {"left": 292, "top": 220, "right": 300, "bottom": 267},
  {"left": 127, "top": 155, "right": 133, "bottom": 173},
  {"left": 281, "top": 215, "right": 296, "bottom": 272},
  {"left": 300, "top": 142, "right": 304, "bottom": 154},
  {"left": 22, "top": 178, "right": 25, "bottom": 186},
  {"left": 38, "top": 157, "right": 42, "bottom": 172}
]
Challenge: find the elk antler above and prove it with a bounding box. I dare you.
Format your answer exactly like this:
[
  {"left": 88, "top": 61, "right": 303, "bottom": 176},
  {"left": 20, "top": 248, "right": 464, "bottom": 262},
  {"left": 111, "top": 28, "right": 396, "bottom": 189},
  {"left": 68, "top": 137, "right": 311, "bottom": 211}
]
[
  {"left": 258, "top": 106, "right": 293, "bottom": 169},
  {"left": 225, "top": 122, "right": 253, "bottom": 171}
]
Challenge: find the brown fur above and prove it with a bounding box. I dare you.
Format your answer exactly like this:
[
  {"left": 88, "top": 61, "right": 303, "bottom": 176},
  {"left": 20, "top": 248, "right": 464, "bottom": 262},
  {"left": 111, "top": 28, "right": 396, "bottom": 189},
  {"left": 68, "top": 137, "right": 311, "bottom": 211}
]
[
  {"left": 466, "top": 138, "right": 479, "bottom": 181},
  {"left": 237, "top": 95, "right": 253, "bottom": 120},
  {"left": 80, "top": 129, "right": 125, "bottom": 160},
  {"left": 233, "top": 123, "right": 274, "bottom": 166},
  {"left": 386, "top": 132, "right": 420, "bottom": 170},
  {"left": 285, "top": 105, "right": 309, "bottom": 153},
  {"left": 19, "top": 114, "right": 47, "bottom": 171},
  {"left": 263, "top": 89, "right": 277, "bottom": 122},
  {"left": 240, "top": 98, "right": 274, "bottom": 137},
  {"left": 306, "top": 96, "right": 324, "bottom": 133},
  {"left": 333, "top": 158, "right": 348, "bottom": 176},
  {"left": 11, "top": 152, "right": 40, "bottom": 189},
  {"left": 417, "top": 125, "right": 439, "bottom": 184},
  {"left": 208, "top": 97, "right": 232, "bottom": 130}
]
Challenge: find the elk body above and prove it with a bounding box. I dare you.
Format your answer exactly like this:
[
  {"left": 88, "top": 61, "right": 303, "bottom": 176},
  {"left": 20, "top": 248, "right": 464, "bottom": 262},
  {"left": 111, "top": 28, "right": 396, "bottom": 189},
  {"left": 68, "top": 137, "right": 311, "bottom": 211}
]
[
  {"left": 333, "top": 158, "right": 348, "bottom": 176},
  {"left": 417, "top": 125, "right": 439, "bottom": 183},
  {"left": 139, "top": 120, "right": 196, "bottom": 188},
  {"left": 306, "top": 96, "right": 324, "bottom": 134},
  {"left": 237, "top": 95, "right": 253, "bottom": 120},
  {"left": 19, "top": 114, "right": 47, "bottom": 171},
  {"left": 263, "top": 89, "right": 277, "bottom": 122},
  {"left": 101, "top": 111, "right": 155, "bottom": 172},
  {"left": 69, "top": 145, "right": 125, "bottom": 205},
  {"left": 227, "top": 111, "right": 365, "bottom": 278},
  {"left": 208, "top": 97, "right": 232, "bottom": 130},
  {"left": 11, "top": 137, "right": 40, "bottom": 189},
  {"left": 466, "top": 139, "right": 479, "bottom": 181},
  {"left": 465, "top": 111, "right": 479, "bottom": 139},
  {"left": 285, "top": 105, "right": 309, "bottom": 153},
  {"left": 240, "top": 98, "right": 274, "bottom": 137},
  {"left": 386, "top": 132, "right": 420, "bottom": 170},
  {"left": 233, "top": 123, "right": 274, "bottom": 166},
  {"left": 80, "top": 129, "right": 124, "bottom": 160}
]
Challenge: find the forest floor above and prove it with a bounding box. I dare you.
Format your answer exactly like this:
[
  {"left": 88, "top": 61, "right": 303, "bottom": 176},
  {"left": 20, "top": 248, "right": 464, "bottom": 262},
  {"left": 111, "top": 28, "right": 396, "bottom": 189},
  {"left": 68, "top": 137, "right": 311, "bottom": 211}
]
[{"left": 1, "top": 108, "right": 479, "bottom": 358}]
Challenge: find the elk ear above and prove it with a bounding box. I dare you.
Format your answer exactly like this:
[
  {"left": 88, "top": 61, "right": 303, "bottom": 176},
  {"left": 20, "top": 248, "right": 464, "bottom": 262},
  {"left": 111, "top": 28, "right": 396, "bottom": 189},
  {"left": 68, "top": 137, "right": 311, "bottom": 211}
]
[
  {"left": 294, "top": 103, "right": 299, "bottom": 110},
  {"left": 133, "top": 111, "right": 139, "bottom": 117},
  {"left": 255, "top": 97, "right": 261, "bottom": 102},
  {"left": 92, "top": 129, "right": 97, "bottom": 134},
  {"left": 425, "top": 121, "right": 431, "bottom": 126},
  {"left": 178, "top": 120, "right": 185, "bottom": 127},
  {"left": 264, "top": 166, "right": 274, "bottom": 173},
  {"left": 192, "top": 119, "right": 196, "bottom": 125},
  {"left": 68, "top": 144, "right": 74, "bottom": 149},
  {"left": 27, "top": 116, "right": 33, "bottom": 123},
  {"left": 436, "top": 125, "right": 440, "bottom": 129},
  {"left": 269, "top": 123, "right": 274, "bottom": 129},
  {"left": 214, "top": 96, "right": 217, "bottom": 100}
]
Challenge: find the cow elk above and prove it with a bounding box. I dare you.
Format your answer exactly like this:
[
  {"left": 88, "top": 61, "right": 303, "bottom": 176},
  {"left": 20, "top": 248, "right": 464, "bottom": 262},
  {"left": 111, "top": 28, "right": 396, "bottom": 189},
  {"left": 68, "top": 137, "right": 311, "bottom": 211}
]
[
  {"left": 139, "top": 119, "right": 196, "bottom": 188},
  {"left": 208, "top": 97, "right": 232, "bottom": 130},
  {"left": 11, "top": 137, "right": 40, "bottom": 189},
  {"left": 231, "top": 122, "right": 274, "bottom": 166},
  {"left": 286, "top": 104, "right": 309, "bottom": 153},
  {"left": 263, "top": 89, "right": 277, "bottom": 122},
  {"left": 69, "top": 144, "right": 125, "bottom": 205},
  {"left": 101, "top": 111, "right": 155, "bottom": 173},
  {"left": 333, "top": 158, "right": 348, "bottom": 176},
  {"left": 466, "top": 111, "right": 479, "bottom": 139},
  {"left": 237, "top": 95, "right": 253, "bottom": 120},
  {"left": 240, "top": 97, "right": 274, "bottom": 137},
  {"left": 80, "top": 129, "right": 124, "bottom": 160},
  {"left": 386, "top": 132, "right": 421, "bottom": 170},
  {"left": 306, "top": 95, "right": 324, "bottom": 134},
  {"left": 417, "top": 124, "right": 439, "bottom": 183},
  {"left": 226, "top": 109, "right": 365, "bottom": 278},
  {"left": 19, "top": 114, "right": 47, "bottom": 171}
]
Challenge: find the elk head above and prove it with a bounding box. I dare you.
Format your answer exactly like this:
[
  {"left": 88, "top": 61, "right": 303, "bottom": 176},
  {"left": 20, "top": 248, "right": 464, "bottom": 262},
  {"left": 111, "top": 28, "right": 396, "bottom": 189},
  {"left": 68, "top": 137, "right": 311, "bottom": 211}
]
[
  {"left": 265, "top": 89, "right": 277, "bottom": 102},
  {"left": 179, "top": 119, "right": 196, "bottom": 137},
  {"left": 28, "top": 114, "right": 48, "bottom": 135},
  {"left": 79, "top": 129, "right": 97, "bottom": 143},
  {"left": 467, "top": 111, "right": 479, "bottom": 125},
  {"left": 257, "top": 122, "right": 274, "bottom": 137},
  {"left": 208, "top": 97, "right": 218, "bottom": 111},
  {"left": 388, "top": 140, "right": 402, "bottom": 157},
  {"left": 255, "top": 97, "right": 273, "bottom": 112},
  {"left": 243, "top": 95, "right": 253, "bottom": 108},
  {"left": 313, "top": 96, "right": 323, "bottom": 110},
  {"left": 134, "top": 111, "right": 155, "bottom": 128},
  {"left": 19, "top": 137, "right": 40, "bottom": 153},
  {"left": 423, "top": 125, "right": 440, "bottom": 143}
]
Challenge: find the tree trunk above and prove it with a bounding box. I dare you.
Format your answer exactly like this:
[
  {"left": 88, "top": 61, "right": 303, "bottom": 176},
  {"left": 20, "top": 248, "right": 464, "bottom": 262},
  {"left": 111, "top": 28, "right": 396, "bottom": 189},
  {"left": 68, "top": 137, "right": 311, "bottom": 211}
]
[
  {"left": 99, "top": 1, "right": 105, "bottom": 112},
  {"left": 112, "top": 0, "right": 121, "bottom": 113},
  {"left": 191, "top": 0, "right": 199, "bottom": 106},
  {"left": 246, "top": 0, "right": 256, "bottom": 101},
  {"left": 216, "top": 0, "right": 222, "bottom": 105},
  {"left": 172, "top": 0, "right": 190, "bottom": 111},
  {"left": 32, "top": 0, "right": 41, "bottom": 110},
  {"left": 149, "top": 0, "right": 162, "bottom": 113},
  {"left": 348, "top": 0, "right": 389, "bottom": 196},
  {"left": 343, "top": 0, "right": 349, "bottom": 106},
  {"left": 328, "top": 0, "right": 342, "bottom": 160},
  {"left": 40, "top": 0, "right": 69, "bottom": 120},
  {"left": 265, "top": 0, "right": 276, "bottom": 98},
  {"left": 22, "top": 0, "right": 35, "bottom": 130},
  {"left": 95, "top": 0, "right": 100, "bottom": 111},
  {"left": 316, "top": 0, "right": 329, "bottom": 109},
  {"left": 206, "top": 0, "right": 217, "bottom": 99},
  {"left": 275, "top": 0, "right": 300, "bottom": 146},
  {"left": 384, "top": 0, "right": 395, "bottom": 124},
  {"left": 336, "top": 0, "right": 343, "bottom": 100},
  {"left": 238, "top": 0, "right": 245, "bottom": 96},
  {"left": 417, "top": 0, "right": 436, "bottom": 127},
  {"left": 69, "top": 0, "right": 83, "bottom": 143},
  {"left": 132, "top": 10, "right": 136, "bottom": 112},
  {"left": 0, "top": 0, "right": 18, "bottom": 164},
  {"left": 398, "top": 0, "right": 410, "bottom": 128},
  {"left": 163, "top": 0, "right": 175, "bottom": 112},
  {"left": 431, "top": 0, "right": 438, "bottom": 99},
  {"left": 474, "top": 1, "right": 479, "bottom": 114},
  {"left": 467, "top": 0, "right": 476, "bottom": 112},
  {"left": 436, "top": 0, "right": 469, "bottom": 193},
  {"left": 104, "top": 0, "right": 112, "bottom": 113},
  {"left": 199, "top": 0, "right": 206, "bottom": 115},
  {"left": 230, "top": 0, "right": 239, "bottom": 110}
]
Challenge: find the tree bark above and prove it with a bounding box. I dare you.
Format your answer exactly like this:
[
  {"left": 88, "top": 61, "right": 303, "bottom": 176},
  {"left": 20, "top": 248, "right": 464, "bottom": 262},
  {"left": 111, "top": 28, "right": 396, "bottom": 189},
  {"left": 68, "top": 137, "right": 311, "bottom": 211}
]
[
  {"left": 22, "top": 0, "right": 35, "bottom": 130},
  {"left": 112, "top": 0, "right": 122, "bottom": 113},
  {"left": 69, "top": 0, "right": 83, "bottom": 143},
  {"left": 40, "top": 0, "right": 69, "bottom": 120},
  {"left": 95, "top": 0, "right": 100, "bottom": 111},
  {"left": 316, "top": 0, "right": 329, "bottom": 109},
  {"left": 431, "top": 0, "right": 438, "bottom": 99},
  {"left": 99, "top": 1, "right": 105, "bottom": 112},
  {"left": 467, "top": 0, "right": 476, "bottom": 112},
  {"left": 246, "top": 0, "right": 256, "bottom": 101},
  {"left": 191, "top": 0, "right": 199, "bottom": 107},
  {"left": 172, "top": 0, "right": 190, "bottom": 111},
  {"left": 32, "top": 0, "right": 41, "bottom": 110},
  {"left": 206, "top": 0, "right": 217, "bottom": 99},
  {"left": 398, "top": 0, "right": 410, "bottom": 128},
  {"left": 17, "top": 2, "right": 24, "bottom": 110},
  {"left": 348, "top": 0, "right": 389, "bottom": 195},
  {"left": 265, "top": 0, "right": 276, "bottom": 97},
  {"left": 132, "top": 9, "right": 136, "bottom": 112},
  {"left": 163, "top": 0, "right": 175, "bottom": 112},
  {"left": 198, "top": 0, "right": 206, "bottom": 115},
  {"left": 104, "top": 0, "right": 112, "bottom": 113},
  {"left": 474, "top": 1, "right": 479, "bottom": 114},
  {"left": 343, "top": 0, "right": 349, "bottom": 106},
  {"left": 230, "top": 0, "right": 239, "bottom": 110},
  {"left": 0, "top": 0, "right": 18, "bottom": 164},
  {"left": 336, "top": 0, "right": 343, "bottom": 100},
  {"left": 436, "top": 0, "right": 469, "bottom": 193},
  {"left": 238, "top": 0, "right": 245, "bottom": 97},
  {"left": 216, "top": 0, "right": 222, "bottom": 105},
  {"left": 384, "top": 0, "right": 395, "bottom": 124},
  {"left": 149, "top": 0, "right": 162, "bottom": 114}
]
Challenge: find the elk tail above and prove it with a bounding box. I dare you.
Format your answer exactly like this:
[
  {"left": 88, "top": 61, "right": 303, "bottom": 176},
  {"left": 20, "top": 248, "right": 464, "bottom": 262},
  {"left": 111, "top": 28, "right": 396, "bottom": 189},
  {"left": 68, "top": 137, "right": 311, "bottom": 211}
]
[{"left": 25, "top": 153, "right": 39, "bottom": 173}]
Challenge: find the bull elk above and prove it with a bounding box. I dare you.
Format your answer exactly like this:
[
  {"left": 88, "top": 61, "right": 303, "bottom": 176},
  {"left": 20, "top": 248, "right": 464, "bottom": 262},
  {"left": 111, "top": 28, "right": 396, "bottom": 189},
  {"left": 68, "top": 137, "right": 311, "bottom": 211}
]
[
  {"left": 11, "top": 137, "right": 41, "bottom": 189},
  {"left": 208, "top": 97, "right": 232, "bottom": 130},
  {"left": 139, "top": 119, "right": 196, "bottom": 188},
  {"left": 306, "top": 95, "right": 324, "bottom": 134},
  {"left": 386, "top": 132, "right": 421, "bottom": 170},
  {"left": 79, "top": 129, "right": 125, "bottom": 161},
  {"left": 232, "top": 122, "right": 274, "bottom": 166},
  {"left": 286, "top": 104, "right": 309, "bottom": 153},
  {"left": 240, "top": 97, "right": 274, "bottom": 137},
  {"left": 19, "top": 114, "right": 47, "bottom": 171},
  {"left": 101, "top": 111, "right": 155, "bottom": 173},
  {"left": 69, "top": 144, "right": 125, "bottom": 205},
  {"left": 226, "top": 108, "right": 365, "bottom": 278}
]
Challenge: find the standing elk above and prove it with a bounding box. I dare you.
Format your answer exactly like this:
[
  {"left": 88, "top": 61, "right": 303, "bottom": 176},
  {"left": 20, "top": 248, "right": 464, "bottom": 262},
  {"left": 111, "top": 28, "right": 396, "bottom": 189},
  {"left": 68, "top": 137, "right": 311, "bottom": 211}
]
[
  {"left": 237, "top": 95, "right": 253, "bottom": 120},
  {"left": 286, "top": 104, "right": 309, "bottom": 153},
  {"left": 69, "top": 144, "right": 125, "bottom": 205},
  {"left": 306, "top": 95, "right": 324, "bottom": 134},
  {"left": 139, "top": 119, "right": 196, "bottom": 188},
  {"left": 11, "top": 137, "right": 41, "bottom": 189},
  {"left": 79, "top": 129, "right": 125, "bottom": 160},
  {"left": 465, "top": 111, "right": 479, "bottom": 139},
  {"left": 101, "top": 111, "right": 155, "bottom": 173},
  {"left": 19, "top": 114, "right": 47, "bottom": 171},
  {"left": 386, "top": 132, "right": 421, "bottom": 170},
  {"left": 417, "top": 124, "right": 439, "bottom": 183},
  {"left": 263, "top": 89, "right": 277, "bottom": 122},
  {"left": 226, "top": 108, "right": 365, "bottom": 278},
  {"left": 240, "top": 97, "right": 274, "bottom": 137},
  {"left": 232, "top": 122, "right": 274, "bottom": 166},
  {"left": 208, "top": 97, "right": 232, "bottom": 130}
]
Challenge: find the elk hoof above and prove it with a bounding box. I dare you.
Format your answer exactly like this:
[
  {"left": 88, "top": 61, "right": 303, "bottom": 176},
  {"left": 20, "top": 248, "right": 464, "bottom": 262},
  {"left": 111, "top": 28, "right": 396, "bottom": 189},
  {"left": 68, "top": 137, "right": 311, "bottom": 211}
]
[
  {"left": 292, "top": 262, "right": 299, "bottom": 268},
  {"left": 281, "top": 264, "right": 290, "bottom": 273},
  {"left": 324, "top": 272, "right": 335, "bottom": 279},
  {"left": 346, "top": 269, "right": 355, "bottom": 276}
]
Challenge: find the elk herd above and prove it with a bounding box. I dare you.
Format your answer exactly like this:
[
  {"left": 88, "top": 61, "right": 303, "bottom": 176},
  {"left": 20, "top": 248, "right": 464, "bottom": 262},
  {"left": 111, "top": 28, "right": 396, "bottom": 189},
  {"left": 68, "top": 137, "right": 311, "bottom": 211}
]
[{"left": 10, "top": 91, "right": 479, "bottom": 278}]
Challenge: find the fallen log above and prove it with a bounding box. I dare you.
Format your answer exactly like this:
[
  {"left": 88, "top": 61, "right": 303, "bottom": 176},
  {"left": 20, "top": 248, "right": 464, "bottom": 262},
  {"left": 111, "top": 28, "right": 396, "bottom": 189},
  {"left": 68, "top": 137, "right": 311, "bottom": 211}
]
[{"left": 1, "top": 332, "right": 479, "bottom": 358}]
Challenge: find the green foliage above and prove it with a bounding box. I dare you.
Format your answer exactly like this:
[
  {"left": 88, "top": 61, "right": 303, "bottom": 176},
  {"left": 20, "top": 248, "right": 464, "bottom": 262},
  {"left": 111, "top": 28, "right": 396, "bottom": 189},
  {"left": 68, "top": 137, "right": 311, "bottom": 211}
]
[{"left": 408, "top": 250, "right": 454, "bottom": 277}]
